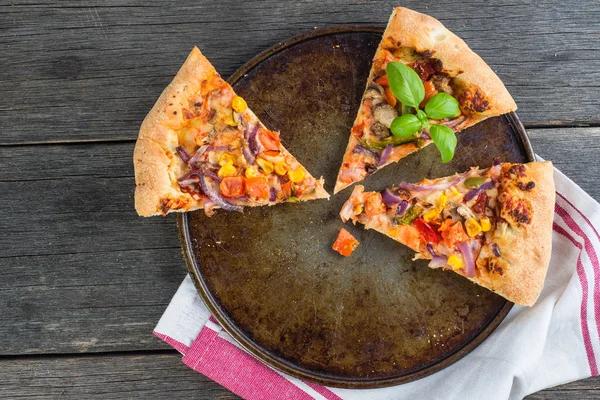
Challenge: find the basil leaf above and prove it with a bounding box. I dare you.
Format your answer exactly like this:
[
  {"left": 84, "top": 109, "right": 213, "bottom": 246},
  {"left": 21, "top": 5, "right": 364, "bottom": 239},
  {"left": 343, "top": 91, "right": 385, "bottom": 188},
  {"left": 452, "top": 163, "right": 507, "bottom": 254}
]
[
  {"left": 386, "top": 62, "right": 424, "bottom": 109},
  {"left": 424, "top": 93, "right": 460, "bottom": 120},
  {"left": 416, "top": 109, "right": 429, "bottom": 128},
  {"left": 429, "top": 124, "right": 457, "bottom": 163},
  {"left": 390, "top": 114, "right": 422, "bottom": 138}
]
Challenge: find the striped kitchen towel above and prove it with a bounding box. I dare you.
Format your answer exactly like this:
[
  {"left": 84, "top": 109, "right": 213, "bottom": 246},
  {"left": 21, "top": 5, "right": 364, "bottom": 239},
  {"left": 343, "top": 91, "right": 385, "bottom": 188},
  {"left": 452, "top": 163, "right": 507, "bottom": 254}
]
[{"left": 154, "top": 164, "right": 600, "bottom": 400}]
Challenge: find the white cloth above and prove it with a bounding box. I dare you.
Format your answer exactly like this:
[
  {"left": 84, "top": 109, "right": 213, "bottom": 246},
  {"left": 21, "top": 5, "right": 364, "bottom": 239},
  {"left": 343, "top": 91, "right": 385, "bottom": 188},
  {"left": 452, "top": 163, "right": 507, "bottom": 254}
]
[{"left": 155, "top": 165, "right": 600, "bottom": 400}]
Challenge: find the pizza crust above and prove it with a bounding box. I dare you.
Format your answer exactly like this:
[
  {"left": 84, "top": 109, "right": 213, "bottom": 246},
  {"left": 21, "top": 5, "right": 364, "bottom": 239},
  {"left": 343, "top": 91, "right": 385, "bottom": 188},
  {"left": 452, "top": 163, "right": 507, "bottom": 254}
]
[
  {"left": 382, "top": 7, "right": 517, "bottom": 128},
  {"left": 472, "top": 161, "right": 555, "bottom": 306},
  {"left": 134, "top": 47, "right": 329, "bottom": 216},
  {"left": 134, "top": 47, "right": 212, "bottom": 216}
]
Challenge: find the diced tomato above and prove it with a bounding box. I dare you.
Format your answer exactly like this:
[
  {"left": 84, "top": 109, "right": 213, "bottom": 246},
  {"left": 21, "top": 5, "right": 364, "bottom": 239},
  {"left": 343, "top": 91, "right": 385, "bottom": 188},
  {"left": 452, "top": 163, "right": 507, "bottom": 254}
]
[
  {"left": 332, "top": 228, "right": 360, "bottom": 257},
  {"left": 219, "top": 176, "right": 246, "bottom": 198},
  {"left": 438, "top": 218, "right": 468, "bottom": 247},
  {"left": 420, "top": 80, "right": 439, "bottom": 108},
  {"left": 259, "top": 129, "right": 281, "bottom": 152},
  {"left": 384, "top": 87, "right": 397, "bottom": 107},
  {"left": 246, "top": 176, "right": 269, "bottom": 200},
  {"left": 364, "top": 193, "right": 386, "bottom": 216},
  {"left": 262, "top": 150, "right": 280, "bottom": 157},
  {"left": 351, "top": 122, "right": 365, "bottom": 137},
  {"left": 375, "top": 75, "right": 389, "bottom": 86},
  {"left": 413, "top": 217, "right": 440, "bottom": 244},
  {"left": 281, "top": 181, "right": 292, "bottom": 199}
]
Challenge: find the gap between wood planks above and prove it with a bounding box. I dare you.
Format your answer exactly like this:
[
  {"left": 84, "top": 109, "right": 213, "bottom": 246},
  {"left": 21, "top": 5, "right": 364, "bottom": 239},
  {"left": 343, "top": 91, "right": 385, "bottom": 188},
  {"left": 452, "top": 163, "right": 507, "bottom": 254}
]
[
  {"left": 0, "top": 348, "right": 177, "bottom": 361},
  {"left": 0, "top": 122, "right": 598, "bottom": 147}
]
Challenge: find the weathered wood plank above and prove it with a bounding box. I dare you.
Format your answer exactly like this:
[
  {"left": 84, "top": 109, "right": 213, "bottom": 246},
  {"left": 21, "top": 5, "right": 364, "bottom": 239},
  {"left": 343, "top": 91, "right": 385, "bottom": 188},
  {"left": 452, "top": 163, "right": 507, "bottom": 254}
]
[
  {"left": 0, "top": 352, "right": 239, "bottom": 399},
  {"left": 1, "top": 0, "right": 599, "bottom": 144},
  {"left": 0, "top": 127, "right": 598, "bottom": 355},
  {"left": 0, "top": 351, "right": 596, "bottom": 399}
]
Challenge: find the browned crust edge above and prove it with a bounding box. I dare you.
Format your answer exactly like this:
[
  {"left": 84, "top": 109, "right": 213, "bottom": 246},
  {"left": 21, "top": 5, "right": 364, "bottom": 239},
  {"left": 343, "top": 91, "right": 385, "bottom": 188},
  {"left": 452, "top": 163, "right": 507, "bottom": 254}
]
[
  {"left": 134, "top": 47, "right": 329, "bottom": 217},
  {"left": 134, "top": 47, "right": 213, "bottom": 216},
  {"left": 383, "top": 7, "right": 517, "bottom": 120},
  {"left": 471, "top": 161, "right": 555, "bottom": 306}
]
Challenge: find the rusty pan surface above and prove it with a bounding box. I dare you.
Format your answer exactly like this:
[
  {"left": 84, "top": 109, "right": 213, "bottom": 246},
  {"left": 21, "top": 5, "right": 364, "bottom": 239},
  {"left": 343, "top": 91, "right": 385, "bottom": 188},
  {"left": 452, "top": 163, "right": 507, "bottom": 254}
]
[{"left": 179, "top": 27, "right": 532, "bottom": 388}]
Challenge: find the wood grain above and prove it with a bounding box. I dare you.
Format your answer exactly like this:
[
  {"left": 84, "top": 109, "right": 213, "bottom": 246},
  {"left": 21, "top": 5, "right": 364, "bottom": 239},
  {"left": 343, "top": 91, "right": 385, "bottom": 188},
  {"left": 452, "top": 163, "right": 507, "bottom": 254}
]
[
  {"left": 0, "top": 352, "right": 239, "bottom": 399},
  {"left": 1, "top": 0, "right": 600, "bottom": 145},
  {"left": 0, "top": 351, "right": 596, "bottom": 399},
  {"left": 0, "top": 127, "right": 597, "bottom": 356}
]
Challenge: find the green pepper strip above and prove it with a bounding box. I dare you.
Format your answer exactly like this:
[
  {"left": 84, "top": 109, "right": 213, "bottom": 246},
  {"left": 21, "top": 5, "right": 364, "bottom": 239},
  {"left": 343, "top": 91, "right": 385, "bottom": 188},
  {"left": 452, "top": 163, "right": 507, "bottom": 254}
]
[{"left": 358, "top": 135, "right": 418, "bottom": 151}]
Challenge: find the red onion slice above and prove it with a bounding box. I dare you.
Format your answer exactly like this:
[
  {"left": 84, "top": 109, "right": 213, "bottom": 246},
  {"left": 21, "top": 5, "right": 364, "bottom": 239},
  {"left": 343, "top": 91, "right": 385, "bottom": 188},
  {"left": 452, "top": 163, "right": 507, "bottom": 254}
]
[
  {"left": 176, "top": 146, "right": 190, "bottom": 163},
  {"left": 398, "top": 171, "right": 470, "bottom": 193},
  {"left": 441, "top": 115, "right": 466, "bottom": 129},
  {"left": 269, "top": 187, "right": 277, "bottom": 202},
  {"left": 353, "top": 144, "right": 380, "bottom": 163},
  {"left": 429, "top": 255, "right": 449, "bottom": 269},
  {"left": 242, "top": 145, "right": 255, "bottom": 165},
  {"left": 188, "top": 145, "right": 208, "bottom": 168},
  {"left": 396, "top": 200, "right": 409, "bottom": 216},
  {"left": 247, "top": 125, "right": 260, "bottom": 156},
  {"left": 203, "top": 169, "right": 222, "bottom": 183},
  {"left": 377, "top": 144, "right": 393, "bottom": 167},
  {"left": 381, "top": 188, "right": 402, "bottom": 207},
  {"left": 198, "top": 171, "right": 244, "bottom": 213},
  {"left": 458, "top": 241, "right": 476, "bottom": 277},
  {"left": 464, "top": 180, "right": 495, "bottom": 202}
]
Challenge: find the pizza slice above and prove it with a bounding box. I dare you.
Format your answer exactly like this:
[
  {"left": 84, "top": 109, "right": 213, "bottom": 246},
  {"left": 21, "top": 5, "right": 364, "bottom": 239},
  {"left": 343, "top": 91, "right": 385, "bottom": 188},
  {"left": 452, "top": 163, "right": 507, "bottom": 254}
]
[
  {"left": 134, "top": 47, "right": 329, "bottom": 217},
  {"left": 334, "top": 7, "right": 517, "bottom": 193},
  {"left": 339, "top": 161, "right": 555, "bottom": 306}
]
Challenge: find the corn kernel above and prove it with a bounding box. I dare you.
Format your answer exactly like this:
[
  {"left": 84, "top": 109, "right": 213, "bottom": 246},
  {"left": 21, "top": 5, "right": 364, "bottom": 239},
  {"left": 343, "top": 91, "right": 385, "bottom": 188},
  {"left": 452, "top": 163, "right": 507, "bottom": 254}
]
[
  {"left": 480, "top": 216, "right": 492, "bottom": 232},
  {"left": 447, "top": 254, "right": 463, "bottom": 270},
  {"left": 219, "top": 153, "right": 235, "bottom": 166},
  {"left": 465, "top": 218, "right": 482, "bottom": 237},
  {"left": 353, "top": 204, "right": 363, "bottom": 215},
  {"left": 218, "top": 163, "right": 237, "bottom": 178},
  {"left": 389, "top": 228, "right": 399, "bottom": 237},
  {"left": 223, "top": 112, "right": 237, "bottom": 126},
  {"left": 422, "top": 209, "right": 438, "bottom": 222},
  {"left": 288, "top": 168, "right": 305, "bottom": 183},
  {"left": 450, "top": 186, "right": 459, "bottom": 195},
  {"left": 275, "top": 161, "right": 289, "bottom": 176},
  {"left": 436, "top": 194, "right": 447, "bottom": 212},
  {"left": 256, "top": 158, "right": 274, "bottom": 174},
  {"left": 245, "top": 166, "right": 260, "bottom": 178},
  {"left": 231, "top": 96, "right": 247, "bottom": 113}
]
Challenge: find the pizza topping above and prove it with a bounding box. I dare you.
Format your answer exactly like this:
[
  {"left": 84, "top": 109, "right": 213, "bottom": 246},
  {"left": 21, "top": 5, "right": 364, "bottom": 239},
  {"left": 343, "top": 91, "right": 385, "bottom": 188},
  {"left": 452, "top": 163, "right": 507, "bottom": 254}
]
[
  {"left": 396, "top": 200, "right": 409, "bottom": 216},
  {"left": 199, "top": 171, "right": 244, "bottom": 212},
  {"left": 464, "top": 218, "right": 482, "bottom": 237},
  {"left": 413, "top": 218, "right": 439, "bottom": 244},
  {"left": 364, "top": 193, "right": 386, "bottom": 216},
  {"left": 381, "top": 188, "right": 403, "bottom": 207},
  {"left": 446, "top": 254, "right": 463, "bottom": 271},
  {"left": 464, "top": 180, "right": 494, "bottom": 202},
  {"left": 491, "top": 243, "right": 501, "bottom": 257},
  {"left": 464, "top": 177, "right": 486, "bottom": 188},
  {"left": 396, "top": 204, "right": 421, "bottom": 225},
  {"left": 377, "top": 144, "right": 393, "bottom": 167},
  {"left": 471, "top": 191, "right": 488, "bottom": 214},
  {"left": 372, "top": 103, "right": 398, "bottom": 128},
  {"left": 458, "top": 241, "right": 476, "bottom": 277},
  {"left": 333, "top": 228, "right": 360, "bottom": 257}
]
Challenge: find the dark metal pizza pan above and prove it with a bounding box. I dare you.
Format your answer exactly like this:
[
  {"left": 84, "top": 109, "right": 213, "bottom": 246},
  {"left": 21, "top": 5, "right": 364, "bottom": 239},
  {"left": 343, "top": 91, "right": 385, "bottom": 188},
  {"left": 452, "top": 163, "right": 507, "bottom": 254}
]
[{"left": 178, "top": 26, "right": 533, "bottom": 388}]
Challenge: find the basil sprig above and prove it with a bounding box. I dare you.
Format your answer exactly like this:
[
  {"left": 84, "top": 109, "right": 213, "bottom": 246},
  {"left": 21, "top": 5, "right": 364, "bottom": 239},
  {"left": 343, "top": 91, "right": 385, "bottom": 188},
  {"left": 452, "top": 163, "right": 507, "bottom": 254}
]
[{"left": 385, "top": 62, "right": 461, "bottom": 163}]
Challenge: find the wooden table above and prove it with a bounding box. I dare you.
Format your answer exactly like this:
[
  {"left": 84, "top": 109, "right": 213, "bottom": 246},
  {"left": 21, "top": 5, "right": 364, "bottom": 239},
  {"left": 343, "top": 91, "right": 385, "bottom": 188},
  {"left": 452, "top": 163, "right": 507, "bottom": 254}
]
[{"left": 2, "top": 1, "right": 599, "bottom": 398}]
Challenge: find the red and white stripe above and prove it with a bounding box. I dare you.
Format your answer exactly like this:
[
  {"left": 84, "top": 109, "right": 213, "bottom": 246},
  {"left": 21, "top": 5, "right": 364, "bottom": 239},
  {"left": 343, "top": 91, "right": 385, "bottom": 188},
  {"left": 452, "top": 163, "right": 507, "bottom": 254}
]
[
  {"left": 153, "top": 167, "right": 600, "bottom": 399},
  {"left": 554, "top": 190, "right": 600, "bottom": 376}
]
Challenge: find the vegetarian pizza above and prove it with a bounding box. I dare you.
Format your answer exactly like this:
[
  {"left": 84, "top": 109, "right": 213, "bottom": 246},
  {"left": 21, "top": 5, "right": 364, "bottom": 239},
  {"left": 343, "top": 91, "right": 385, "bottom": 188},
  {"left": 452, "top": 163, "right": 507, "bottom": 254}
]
[
  {"left": 339, "top": 161, "right": 555, "bottom": 306},
  {"left": 134, "top": 47, "right": 329, "bottom": 217},
  {"left": 334, "top": 7, "right": 517, "bottom": 193}
]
